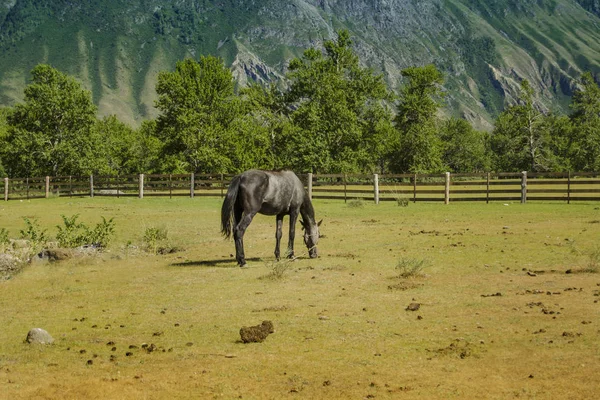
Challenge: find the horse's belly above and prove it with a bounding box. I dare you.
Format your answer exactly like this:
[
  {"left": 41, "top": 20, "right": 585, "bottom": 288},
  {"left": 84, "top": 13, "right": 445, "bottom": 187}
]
[{"left": 259, "top": 203, "right": 285, "bottom": 216}]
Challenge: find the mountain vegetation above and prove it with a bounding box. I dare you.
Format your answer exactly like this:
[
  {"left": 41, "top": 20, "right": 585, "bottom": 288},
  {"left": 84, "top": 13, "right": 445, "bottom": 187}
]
[{"left": 0, "top": 0, "right": 599, "bottom": 126}]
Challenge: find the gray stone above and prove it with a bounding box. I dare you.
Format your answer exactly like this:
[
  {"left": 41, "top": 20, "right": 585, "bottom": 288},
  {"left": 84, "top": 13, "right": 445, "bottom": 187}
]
[{"left": 25, "top": 328, "right": 54, "bottom": 344}]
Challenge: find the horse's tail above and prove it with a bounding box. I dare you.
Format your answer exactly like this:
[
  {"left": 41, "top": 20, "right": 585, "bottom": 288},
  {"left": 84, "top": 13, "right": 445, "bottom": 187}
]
[{"left": 221, "top": 174, "right": 241, "bottom": 239}]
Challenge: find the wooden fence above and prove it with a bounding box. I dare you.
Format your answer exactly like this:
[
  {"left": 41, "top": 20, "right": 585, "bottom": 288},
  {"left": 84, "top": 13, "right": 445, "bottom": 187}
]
[{"left": 2, "top": 172, "right": 600, "bottom": 203}]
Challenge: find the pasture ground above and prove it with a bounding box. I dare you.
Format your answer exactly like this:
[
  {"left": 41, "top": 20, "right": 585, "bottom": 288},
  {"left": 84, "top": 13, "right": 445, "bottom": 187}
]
[{"left": 1, "top": 197, "right": 599, "bottom": 399}]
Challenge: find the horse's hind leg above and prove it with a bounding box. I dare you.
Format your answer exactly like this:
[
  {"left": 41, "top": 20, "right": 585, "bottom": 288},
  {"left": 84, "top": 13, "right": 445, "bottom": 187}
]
[
  {"left": 234, "top": 211, "right": 255, "bottom": 267},
  {"left": 274, "top": 214, "right": 284, "bottom": 260}
]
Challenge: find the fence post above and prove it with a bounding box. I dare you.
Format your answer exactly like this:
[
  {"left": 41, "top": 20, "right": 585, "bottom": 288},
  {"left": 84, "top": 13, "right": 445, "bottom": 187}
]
[
  {"left": 90, "top": 175, "right": 94, "bottom": 198},
  {"left": 139, "top": 174, "right": 144, "bottom": 199},
  {"left": 521, "top": 171, "right": 527, "bottom": 204},
  {"left": 220, "top": 173, "right": 225, "bottom": 198},
  {"left": 413, "top": 174, "right": 417, "bottom": 203},
  {"left": 190, "top": 173, "right": 195, "bottom": 198},
  {"left": 567, "top": 171, "right": 571, "bottom": 205},
  {"left": 4, "top": 177, "right": 8, "bottom": 201},
  {"left": 45, "top": 176, "right": 50, "bottom": 198},
  {"left": 343, "top": 174, "right": 347, "bottom": 203},
  {"left": 445, "top": 172, "right": 450, "bottom": 205},
  {"left": 486, "top": 172, "right": 490, "bottom": 204},
  {"left": 307, "top": 173, "right": 313, "bottom": 200},
  {"left": 373, "top": 174, "right": 379, "bottom": 204}
]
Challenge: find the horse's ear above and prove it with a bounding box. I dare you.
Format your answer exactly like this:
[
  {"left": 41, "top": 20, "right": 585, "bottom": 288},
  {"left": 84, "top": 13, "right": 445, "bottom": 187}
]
[{"left": 317, "top": 219, "right": 323, "bottom": 227}]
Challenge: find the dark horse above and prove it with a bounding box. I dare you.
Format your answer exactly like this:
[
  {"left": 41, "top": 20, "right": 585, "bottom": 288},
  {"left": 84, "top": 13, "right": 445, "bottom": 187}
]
[{"left": 221, "top": 170, "right": 321, "bottom": 267}]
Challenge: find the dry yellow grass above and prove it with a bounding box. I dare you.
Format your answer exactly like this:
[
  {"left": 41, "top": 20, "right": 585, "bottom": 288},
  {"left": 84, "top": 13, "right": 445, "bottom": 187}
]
[{"left": 1, "top": 197, "right": 599, "bottom": 399}]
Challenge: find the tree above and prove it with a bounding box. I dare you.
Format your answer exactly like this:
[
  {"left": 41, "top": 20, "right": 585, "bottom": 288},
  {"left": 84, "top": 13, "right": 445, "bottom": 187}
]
[
  {"left": 490, "top": 79, "right": 558, "bottom": 172},
  {"left": 440, "top": 118, "right": 491, "bottom": 172},
  {"left": 0, "top": 107, "right": 9, "bottom": 177},
  {"left": 130, "top": 120, "right": 163, "bottom": 174},
  {"left": 569, "top": 72, "right": 600, "bottom": 171},
  {"left": 390, "top": 64, "right": 444, "bottom": 173},
  {"left": 94, "top": 115, "right": 138, "bottom": 175},
  {"left": 155, "top": 56, "right": 240, "bottom": 173},
  {"left": 284, "top": 30, "right": 394, "bottom": 173},
  {"left": 3, "top": 64, "right": 99, "bottom": 177}
]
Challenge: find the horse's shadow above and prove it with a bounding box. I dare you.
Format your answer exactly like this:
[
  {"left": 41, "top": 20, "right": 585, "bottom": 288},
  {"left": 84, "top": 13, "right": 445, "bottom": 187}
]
[{"left": 170, "top": 258, "right": 262, "bottom": 268}]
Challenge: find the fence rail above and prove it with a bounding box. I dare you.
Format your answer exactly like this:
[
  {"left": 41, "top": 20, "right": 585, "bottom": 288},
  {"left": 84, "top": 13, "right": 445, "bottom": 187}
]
[{"left": 2, "top": 172, "right": 600, "bottom": 203}]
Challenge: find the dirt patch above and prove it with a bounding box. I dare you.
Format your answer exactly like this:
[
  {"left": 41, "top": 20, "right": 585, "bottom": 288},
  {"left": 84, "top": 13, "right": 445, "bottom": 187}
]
[
  {"left": 252, "top": 305, "right": 290, "bottom": 313},
  {"left": 239, "top": 321, "right": 274, "bottom": 343},
  {"left": 428, "top": 339, "right": 482, "bottom": 359},
  {"left": 388, "top": 281, "right": 423, "bottom": 291}
]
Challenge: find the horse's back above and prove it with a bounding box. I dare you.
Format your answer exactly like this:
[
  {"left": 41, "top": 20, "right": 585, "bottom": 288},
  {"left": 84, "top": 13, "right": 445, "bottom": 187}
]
[{"left": 238, "top": 170, "right": 304, "bottom": 215}]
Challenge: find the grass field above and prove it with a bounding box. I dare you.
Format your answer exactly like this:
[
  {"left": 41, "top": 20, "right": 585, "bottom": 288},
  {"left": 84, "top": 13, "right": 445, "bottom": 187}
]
[{"left": 1, "top": 197, "right": 600, "bottom": 399}]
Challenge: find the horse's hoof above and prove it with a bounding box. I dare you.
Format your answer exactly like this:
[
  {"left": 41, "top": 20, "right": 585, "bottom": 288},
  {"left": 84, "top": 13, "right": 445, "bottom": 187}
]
[{"left": 239, "top": 263, "right": 247, "bottom": 268}]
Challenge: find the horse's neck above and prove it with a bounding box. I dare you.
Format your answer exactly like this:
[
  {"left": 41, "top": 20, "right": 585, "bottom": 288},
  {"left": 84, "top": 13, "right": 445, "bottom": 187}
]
[{"left": 299, "top": 194, "right": 315, "bottom": 226}]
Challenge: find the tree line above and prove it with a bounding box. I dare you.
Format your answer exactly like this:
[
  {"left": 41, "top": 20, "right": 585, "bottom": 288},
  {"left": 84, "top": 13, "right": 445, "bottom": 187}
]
[{"left": 0, "top": 30, "right": 599, "bottom": 178}]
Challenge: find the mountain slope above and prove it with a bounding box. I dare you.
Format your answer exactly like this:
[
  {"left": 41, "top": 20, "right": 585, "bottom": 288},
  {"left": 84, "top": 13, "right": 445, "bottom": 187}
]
[{"left": 0, "top": 0, "right": 599, "bottom": 128}]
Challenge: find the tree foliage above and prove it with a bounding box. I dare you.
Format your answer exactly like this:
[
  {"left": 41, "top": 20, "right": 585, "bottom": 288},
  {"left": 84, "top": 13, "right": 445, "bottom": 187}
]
[
  {"left": 2, "top": 64, "right": 99, "bottom": 177},
  {"left": 490, "top": 80, "right": 562, "bottom": 172},
  {"left": 155, "top": 56, "right": 272, "bottom": 173},
  {"left": 390, "top": 64, "right": 445, "bottom": 173},
  {"left": 0, "top": 107, "right": 9, "bottom": 177},
  {"left": 283, "top": 30, "right": 393, "bottom": 173},
  {"left": 441, "top": 118, "right": 491, "bottom": 172},
  {"left": 569, "top": 72, "right": 600, "bottom": 171}
]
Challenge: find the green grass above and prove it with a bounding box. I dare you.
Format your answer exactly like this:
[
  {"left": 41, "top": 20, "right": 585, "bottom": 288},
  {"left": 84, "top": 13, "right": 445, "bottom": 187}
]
[{"left": 1, "top": 197, "right": 600, "bottom": 398}]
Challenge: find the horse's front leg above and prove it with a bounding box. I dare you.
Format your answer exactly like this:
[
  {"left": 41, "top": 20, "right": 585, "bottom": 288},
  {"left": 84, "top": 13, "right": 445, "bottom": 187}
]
[
  {"left": 286, "top": 210, "right": 298, "bottom": 259},
  {"left": 274, "top": 214, "right": 284, "bottom": 260},
  {"left": 234, "top": 212, "right": 255, "bottom": 267}
]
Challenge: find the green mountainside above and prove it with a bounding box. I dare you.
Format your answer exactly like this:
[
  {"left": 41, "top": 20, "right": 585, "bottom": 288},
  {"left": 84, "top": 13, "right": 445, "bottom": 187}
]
[{"left": 0, "top": 0, "right": 599, "bottom": 128}]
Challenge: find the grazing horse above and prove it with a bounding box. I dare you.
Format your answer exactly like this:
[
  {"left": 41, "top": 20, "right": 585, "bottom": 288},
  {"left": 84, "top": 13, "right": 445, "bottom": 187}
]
[{"left": 221, "top": 170, "right": 321, "bottom": 267}]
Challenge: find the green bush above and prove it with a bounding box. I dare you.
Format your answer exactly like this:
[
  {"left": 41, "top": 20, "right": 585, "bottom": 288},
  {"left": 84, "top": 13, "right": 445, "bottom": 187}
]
[
  {"left": 20, "top": 217, "right": 48, "bottom": 251},
  {"left": 90, "top": 217, "right": 116, "bottom": 248},
  {"left": 261, "top": 259, "right": 294, "bottom": 280},
  {"left": 56, "top": 214, "right": 115, "bottom": 248},
  {"left": 395, "top": 258, "right": 429, "bottom": 278},
  {"left": 0, "top": 227, "right": 9, "bottom": 250},
  {"left": 143, "top": 226, "right": 169, "bottom": 254},
  {"left": 347, "top": 199, "right": 364, "bottom": 208}
]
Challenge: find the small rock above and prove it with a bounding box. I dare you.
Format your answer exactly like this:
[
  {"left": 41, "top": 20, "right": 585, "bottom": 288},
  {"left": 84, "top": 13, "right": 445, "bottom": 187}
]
[
  {"left": 405, "top": 303, "right": 420, "bottom": 311},
  {"left": 38, "top": 249, "right": 72, "bottom": 262},
  {"left": 25, "top": 328, "right": 54, "bottom": 345}
]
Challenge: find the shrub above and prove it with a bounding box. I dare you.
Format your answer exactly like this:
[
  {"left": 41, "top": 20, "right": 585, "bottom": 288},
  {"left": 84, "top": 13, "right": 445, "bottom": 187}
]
[
  {"left": 20, "top": 217, "right": 48, "bottom": 251},
  {"left": 91, "top": 217, "right": 116, "bottom": 248},
  {"left": 0, "top": 228, "right": 9, "bottom": 247},
  {"left": 261, "top": 259, "right": 294, "bottom": 280},
  {"left": 0, "top": 228, "right": 10, "bottom": 254},
  {"left": 56, "top": 215, "right": 115, "bottom": 248},
  {"left": 56, "top": 214, "right": 88, "bottom": 248},
  {"left": 395, "top": 257, "right": 429, "bottom": 278},
  {"left": 143, "top": 226, "right": 169, "bottom": 254},
  {"left": 584, "top": 247, "right": 600, "bottom": 273},
  {"left": 347, "top": 198, "right": 364, "bottom": 208},
  {"left": 396, "top": 197, "right": 410, "bottom": 207}
]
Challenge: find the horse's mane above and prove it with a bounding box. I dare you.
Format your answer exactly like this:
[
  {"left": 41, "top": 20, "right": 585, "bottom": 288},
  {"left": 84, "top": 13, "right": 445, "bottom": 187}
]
[{"left": 300, "top": 191, "right": 316, "bottom": 226}]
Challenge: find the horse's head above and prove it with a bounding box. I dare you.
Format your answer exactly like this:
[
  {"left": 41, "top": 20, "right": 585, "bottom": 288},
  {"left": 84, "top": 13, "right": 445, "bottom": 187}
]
[{"left": 301, "top": 219, "right": 322, "bottom": 258}]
